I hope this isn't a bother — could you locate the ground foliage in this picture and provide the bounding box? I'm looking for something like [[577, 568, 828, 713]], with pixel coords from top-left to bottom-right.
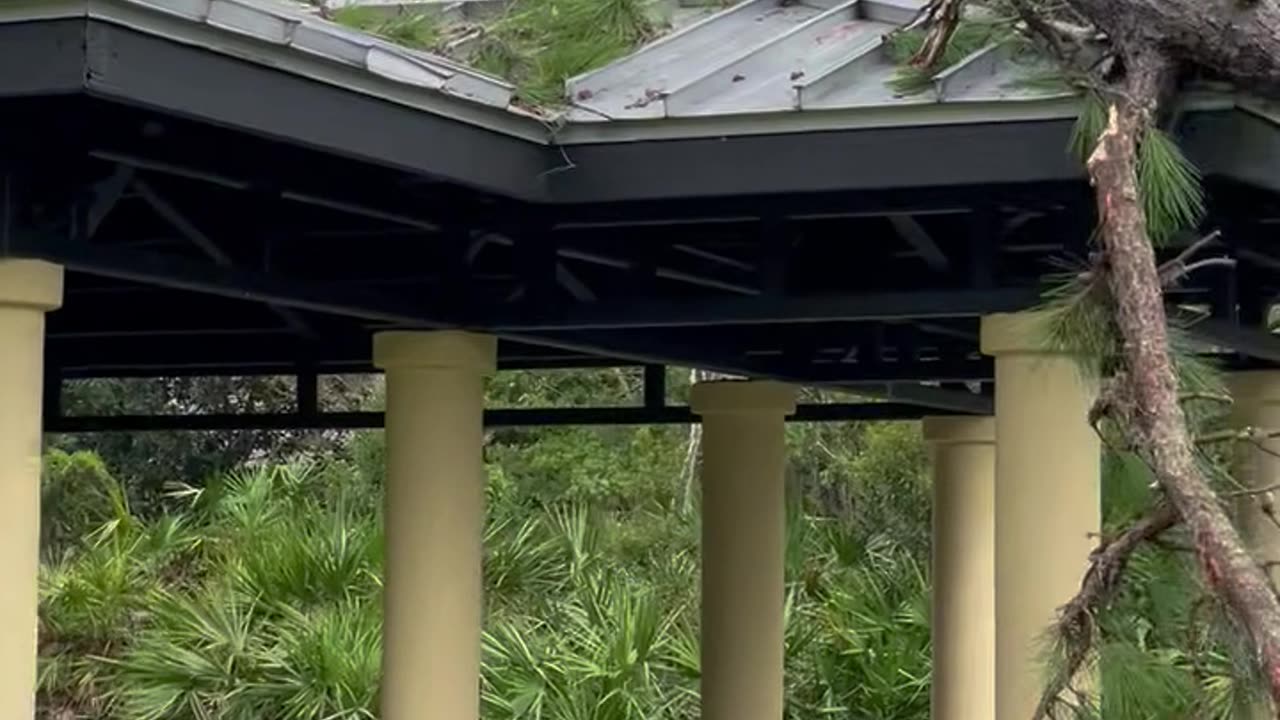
[[38, 367, 1262, 718], [39, 369, 938, 719], [48, 358, 1280, 720]]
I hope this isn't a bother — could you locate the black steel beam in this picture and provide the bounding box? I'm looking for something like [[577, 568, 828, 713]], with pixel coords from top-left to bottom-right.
[[10, 231, 448, 328], [643, 365, 666, 410], [131, 177, 315, 336], [480, 288, 1043, 331], [296, 369, 319, 417], [47, 401, 960, 433], [81, 22, 550, 199], [803, 357, 992, 383], [49, 336, 633, 377], [0, 21, 88, 97], [1187, 317, 1280, 364], [868, 383, 991, 415], [888, 214, 949, 272], [8, 231, 1022, 407]]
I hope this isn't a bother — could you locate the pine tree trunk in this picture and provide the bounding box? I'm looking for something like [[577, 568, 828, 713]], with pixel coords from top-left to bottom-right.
[[1085, 49, 1280, 706], [1066, 0, 1280, 93]]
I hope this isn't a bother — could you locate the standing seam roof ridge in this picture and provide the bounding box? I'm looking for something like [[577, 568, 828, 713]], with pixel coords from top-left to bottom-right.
[[564, 0, 778, 99], [8, 0, 1096, 132], [793, 37, 887, 108], [566, 0, 801, 119], [661, 0, 865, 116], [130, 0, 514, 107]]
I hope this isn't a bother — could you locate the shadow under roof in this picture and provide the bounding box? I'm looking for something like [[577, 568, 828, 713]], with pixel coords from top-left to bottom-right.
[[3, 0, 1280, 426]]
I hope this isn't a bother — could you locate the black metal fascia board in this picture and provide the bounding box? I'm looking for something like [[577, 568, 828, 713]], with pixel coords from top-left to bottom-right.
[[79, 21, 554, 201], [0, 20, 89, 98], [45, 402, 965, 433]]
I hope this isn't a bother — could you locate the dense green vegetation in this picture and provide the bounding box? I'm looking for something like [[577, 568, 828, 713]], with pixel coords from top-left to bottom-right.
[[39, 371, 935, 719], [37, 369, 1257, 718]]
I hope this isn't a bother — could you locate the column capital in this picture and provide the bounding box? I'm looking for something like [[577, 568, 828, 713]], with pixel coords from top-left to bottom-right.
[[923, 416, 995, 446], [691, 380, 796, 417], [0, 260, 63, 312], [1229, 371, 1280, 413], [980, 311, 1058, 357], [373, 331, 497, 373]]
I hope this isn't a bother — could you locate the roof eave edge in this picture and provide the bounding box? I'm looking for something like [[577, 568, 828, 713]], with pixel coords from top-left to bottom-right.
[[67, 0, 554, 143]]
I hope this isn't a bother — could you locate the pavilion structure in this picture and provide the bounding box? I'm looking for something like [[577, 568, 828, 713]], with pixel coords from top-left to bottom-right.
[[5, 0, 1280, 717]]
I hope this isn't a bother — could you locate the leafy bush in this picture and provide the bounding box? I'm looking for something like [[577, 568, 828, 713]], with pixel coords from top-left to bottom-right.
[[38, 410, 945, 719]]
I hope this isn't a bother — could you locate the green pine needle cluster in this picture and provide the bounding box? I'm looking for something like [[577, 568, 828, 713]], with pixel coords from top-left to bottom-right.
[[1068, 93, 1206, 246], [472, 0, 658, 107], [1033, 451, 1266, 720], [330, 0, 660, 108], [1138, 129, 1206, 246], [331, 6, 442, 50], [884, 20, 1008, 95], [1068, 92, 1110, 162]]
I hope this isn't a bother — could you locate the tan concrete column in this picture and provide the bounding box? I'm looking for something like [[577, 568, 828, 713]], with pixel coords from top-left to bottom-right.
[[0, 260, 63, 719], [982, 312, 1100, 720], [1229, 372, 1280, 586], [373, 331, 496, 720], [691, 380, 796, 720], [1228, 373, 1280, 718], [923, 416, 995, 720]]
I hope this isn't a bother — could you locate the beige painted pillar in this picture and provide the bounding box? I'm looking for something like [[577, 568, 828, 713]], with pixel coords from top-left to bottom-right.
[[924, 416, 995, 720], [373, 331, 496, 720], [0, 260, 63, 719], [1229, 372, 1280, 719], [691, 380, 796, 720], [982, 312, 1100, 720], [1229, 372, 1280, 586]]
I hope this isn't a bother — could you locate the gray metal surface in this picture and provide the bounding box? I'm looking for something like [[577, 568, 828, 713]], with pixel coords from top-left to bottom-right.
[[2, 0, 1067, 129], [1, 0, 515, 108], [566, 0, 1064, 120], [2, 0, 1276, 205]]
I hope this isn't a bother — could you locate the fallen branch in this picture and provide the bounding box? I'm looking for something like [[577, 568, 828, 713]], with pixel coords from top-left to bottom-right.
[[1085, 50, 1280, 707], [1227, 483, 1280, 499], [1158, 229, 1223, 274], [1161, 257, 1236, 287], [1179, 391, 1233, 407], [1195, 427, 1280, 447], [910, 0, 967, 68], [1033, 503, 1180, 719], [1008, 0, 1069, 61]]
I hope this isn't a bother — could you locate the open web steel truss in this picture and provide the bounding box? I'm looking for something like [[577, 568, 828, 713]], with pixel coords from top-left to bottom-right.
[[5, 16, 1280, 430]]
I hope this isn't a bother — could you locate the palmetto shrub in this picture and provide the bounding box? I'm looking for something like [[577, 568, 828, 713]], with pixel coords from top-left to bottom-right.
[[38, 420, 948, 720]]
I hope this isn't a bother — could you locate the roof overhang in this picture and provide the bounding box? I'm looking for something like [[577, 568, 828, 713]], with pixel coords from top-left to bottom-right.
[[5, 0, 1280, 422], [4, 2, 1280, 206]]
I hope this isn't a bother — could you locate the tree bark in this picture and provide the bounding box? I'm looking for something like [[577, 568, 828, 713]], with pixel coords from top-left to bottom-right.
[[1085, 49, 1280, 706], [1034, 504, 1179, 720], [1065, 0, 1280, 94], [910, 0, 965, 68]]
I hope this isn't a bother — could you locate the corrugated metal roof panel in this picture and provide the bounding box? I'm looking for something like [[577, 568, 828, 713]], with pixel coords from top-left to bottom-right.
[[567, 0, 1065, 120], [567, 0, 835, 119], [1, 0, 1078, 139], [107, 0, 517, 108]]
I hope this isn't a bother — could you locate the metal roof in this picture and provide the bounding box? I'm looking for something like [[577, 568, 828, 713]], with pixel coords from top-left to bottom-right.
[[565, 0, 1064, 121], [9, 0, 1068, 127], [9, 0, 517, 108]]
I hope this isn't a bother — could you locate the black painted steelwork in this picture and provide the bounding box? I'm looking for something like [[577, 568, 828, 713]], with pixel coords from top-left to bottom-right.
[[46, 403, 960, 433], [4, 18, 1280, 428]]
